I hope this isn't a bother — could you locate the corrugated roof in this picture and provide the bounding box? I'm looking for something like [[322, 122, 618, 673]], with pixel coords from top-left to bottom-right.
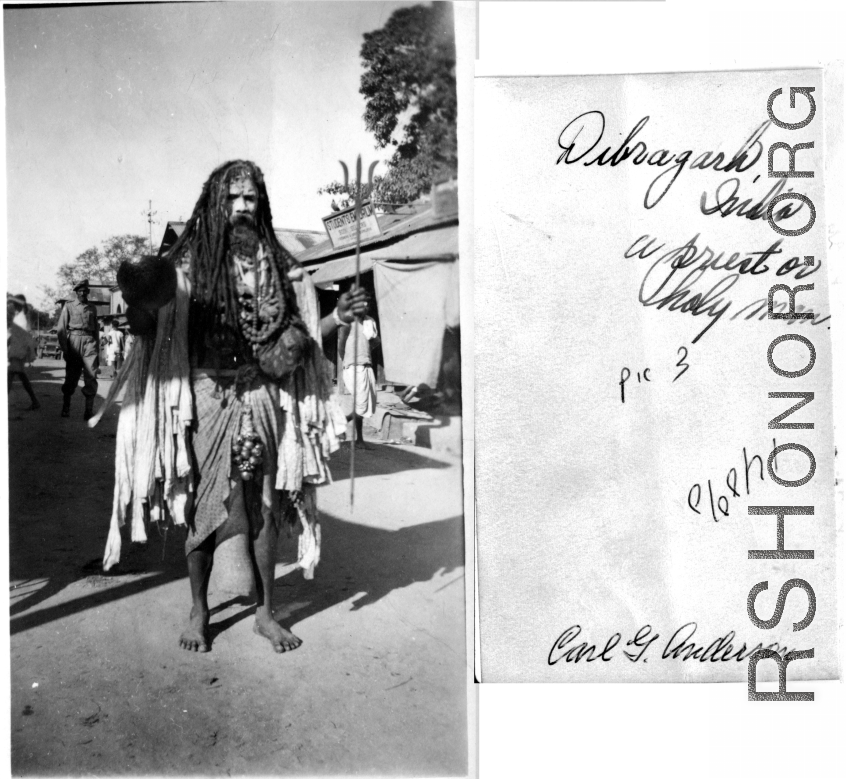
[[275, 228, 326, 255], [308, 224, 458, 286], [368, 224, 458, 260], [159, 222, 185, 254], [297, 205, 458, 265]]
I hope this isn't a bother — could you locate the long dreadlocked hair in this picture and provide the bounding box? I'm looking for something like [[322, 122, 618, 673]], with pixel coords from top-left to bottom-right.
[[163, 159, 303, 349]]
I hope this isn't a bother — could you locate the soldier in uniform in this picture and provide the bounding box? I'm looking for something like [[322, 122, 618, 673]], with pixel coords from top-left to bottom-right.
[[57, 278, 99, 419]]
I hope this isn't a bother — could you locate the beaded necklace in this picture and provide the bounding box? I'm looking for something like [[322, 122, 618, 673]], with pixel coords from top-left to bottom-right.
[[234, 246, 287, 346]]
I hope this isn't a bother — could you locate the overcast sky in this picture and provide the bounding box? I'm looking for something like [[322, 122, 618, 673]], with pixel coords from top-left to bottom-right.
[[3, 1, 409, 307]]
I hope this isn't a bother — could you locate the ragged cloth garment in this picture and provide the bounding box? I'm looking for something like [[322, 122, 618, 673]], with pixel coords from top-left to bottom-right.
[[98, 265, 346, 578]]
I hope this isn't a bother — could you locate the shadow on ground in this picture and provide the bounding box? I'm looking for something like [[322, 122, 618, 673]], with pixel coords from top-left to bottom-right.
[[10, 510, 463, 641], [328, 441, 451, 480], [9, 363, 462, 641], [209, 511, 465, 642]]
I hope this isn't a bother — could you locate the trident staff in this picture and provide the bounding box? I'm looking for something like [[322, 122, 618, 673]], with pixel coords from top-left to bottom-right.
[[339, 156, 379, 513]]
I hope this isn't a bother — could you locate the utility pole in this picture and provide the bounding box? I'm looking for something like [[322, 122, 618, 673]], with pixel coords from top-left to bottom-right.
[[142, 199, 158, 253]]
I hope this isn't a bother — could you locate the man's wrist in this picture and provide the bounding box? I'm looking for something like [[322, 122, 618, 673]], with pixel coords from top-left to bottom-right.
[[333, 307, 350, 327]]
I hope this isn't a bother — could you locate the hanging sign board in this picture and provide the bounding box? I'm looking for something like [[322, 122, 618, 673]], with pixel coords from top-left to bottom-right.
[[322, 201, 382, 249]]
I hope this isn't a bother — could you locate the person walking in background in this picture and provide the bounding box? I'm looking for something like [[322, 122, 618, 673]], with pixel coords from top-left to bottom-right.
[[7, 293, 40, 410], [106, 317, 125, 375], [339, 307, 379, 449], [99, 329, 110, 375], [56, 278, 99, 419], [123, 328, 135, 360]]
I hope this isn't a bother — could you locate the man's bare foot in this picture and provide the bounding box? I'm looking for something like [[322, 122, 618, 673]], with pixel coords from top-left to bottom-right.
[[178, 606, 209, 652], [353, 441, 372, 450], [253, 612, 302, 653]]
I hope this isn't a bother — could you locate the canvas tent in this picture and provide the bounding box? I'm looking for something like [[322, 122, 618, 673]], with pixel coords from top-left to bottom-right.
[[297, 200, 459, 390]]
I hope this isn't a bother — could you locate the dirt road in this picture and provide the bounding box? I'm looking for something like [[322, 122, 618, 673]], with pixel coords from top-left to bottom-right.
[[8, 360, 468, 775]]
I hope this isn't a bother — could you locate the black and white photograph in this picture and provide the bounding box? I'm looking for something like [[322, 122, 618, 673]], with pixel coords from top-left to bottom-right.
[[3, 2, 470, 775], [7, 1, 847, 778]]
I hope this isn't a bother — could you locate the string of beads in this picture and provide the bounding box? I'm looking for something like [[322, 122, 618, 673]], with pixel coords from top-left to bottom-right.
[[235, 251, 290, 346]]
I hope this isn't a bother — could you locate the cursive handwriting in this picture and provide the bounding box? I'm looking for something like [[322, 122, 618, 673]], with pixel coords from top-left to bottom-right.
[[548, 624, 620, 664], [731, 296, 830, 327], [548, 622, 793, 665], [626, 233, 786, 277], [634, 240, 742, 343], [556, 111, 769, 209], [626, 233, 825, 342], [700, 175, 805, 223], [662, 622, 791, 663]]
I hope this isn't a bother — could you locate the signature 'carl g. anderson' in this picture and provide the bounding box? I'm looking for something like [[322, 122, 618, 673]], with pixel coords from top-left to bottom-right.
[[547, 623, 793, 666]]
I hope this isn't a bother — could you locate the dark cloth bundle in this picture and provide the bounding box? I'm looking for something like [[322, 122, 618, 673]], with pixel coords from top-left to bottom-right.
[[254, 318, 311, 379], [118, 255, 178, 310], [118, 255, 178, 336]]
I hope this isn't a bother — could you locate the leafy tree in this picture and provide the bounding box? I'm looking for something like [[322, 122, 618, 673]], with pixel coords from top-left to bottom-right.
[[38, 286, 69, 324], [27, 304, 56, 331], [317, 179, 378, 204], [101, 235, 150, 275], [320, 2, 457, 207], [43, 234, 148, 316], [317, 178, 402, 210], [361, 2, 456, 197]]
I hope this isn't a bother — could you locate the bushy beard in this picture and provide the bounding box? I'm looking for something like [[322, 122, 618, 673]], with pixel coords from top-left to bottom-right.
[[229, 210, 255, 228], [228, 220, 260, 259]]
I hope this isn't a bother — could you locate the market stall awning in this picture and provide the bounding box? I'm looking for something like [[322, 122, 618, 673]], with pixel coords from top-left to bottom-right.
[[373, 258, 460, 386], [309, 256, 376, 287], [307, 225, 459, 287]]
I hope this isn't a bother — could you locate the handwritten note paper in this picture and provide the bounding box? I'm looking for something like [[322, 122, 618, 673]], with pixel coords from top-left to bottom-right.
[[475, 70, 837, 683]]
